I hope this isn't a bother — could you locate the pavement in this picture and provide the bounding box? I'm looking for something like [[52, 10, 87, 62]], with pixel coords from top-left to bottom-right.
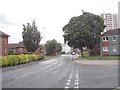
[[74, 59, 118, 65], [1, 54, 118, 88]]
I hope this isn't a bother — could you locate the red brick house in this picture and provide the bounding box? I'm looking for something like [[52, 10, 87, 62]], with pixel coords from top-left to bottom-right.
[[33, 45, 44, 54], [0, 31, 9, 56], [8, 42, 27, 54]]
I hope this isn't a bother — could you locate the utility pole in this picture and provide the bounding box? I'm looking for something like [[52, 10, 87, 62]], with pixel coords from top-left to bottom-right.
[[43, 28, 45, 56]]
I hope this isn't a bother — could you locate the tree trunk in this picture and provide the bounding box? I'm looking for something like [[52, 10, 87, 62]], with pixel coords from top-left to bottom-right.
[[80, 47, 84, 57]]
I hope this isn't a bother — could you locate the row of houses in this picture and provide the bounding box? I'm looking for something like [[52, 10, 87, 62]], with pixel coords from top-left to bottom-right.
[[0, 28, 120, 56], [0, 31, 43, 56]]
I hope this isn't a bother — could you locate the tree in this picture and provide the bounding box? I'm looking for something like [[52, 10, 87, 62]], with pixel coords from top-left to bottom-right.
[[56, 43, 62, 52], [63, 11, 105, 57], [45, 39, 62, 56], [22, 20, 42, 52]]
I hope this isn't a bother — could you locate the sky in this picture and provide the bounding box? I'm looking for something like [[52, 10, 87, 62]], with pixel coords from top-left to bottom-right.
[[0, 0, 119, 44]]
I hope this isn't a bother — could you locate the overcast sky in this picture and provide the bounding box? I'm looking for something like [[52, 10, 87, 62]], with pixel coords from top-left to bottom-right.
[[0, 0, 119, 44]]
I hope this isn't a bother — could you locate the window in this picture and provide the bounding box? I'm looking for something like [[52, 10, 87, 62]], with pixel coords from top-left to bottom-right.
[[102, 37, 108, 41], [103, 47, 109, 51], [19, 48, 22, 52], [113, 37, 116, 41], [5, 48, 7, 52], [4, 40, 7, 44], [113, 46, 116, 51]]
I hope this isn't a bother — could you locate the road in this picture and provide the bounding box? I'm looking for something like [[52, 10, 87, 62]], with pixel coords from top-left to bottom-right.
[[2, 54, 118, 88]]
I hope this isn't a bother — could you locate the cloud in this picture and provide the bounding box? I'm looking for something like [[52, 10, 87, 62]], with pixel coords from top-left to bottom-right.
[[0, 13, 15, 28]]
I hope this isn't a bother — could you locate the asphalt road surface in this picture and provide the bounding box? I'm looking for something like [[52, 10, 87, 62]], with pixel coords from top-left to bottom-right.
[[2, 54, 118, 88]]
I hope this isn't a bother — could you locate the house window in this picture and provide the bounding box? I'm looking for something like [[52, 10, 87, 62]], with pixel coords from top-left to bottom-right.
[[5, 48, 7, 52], [103, 47, 109, 51], [19, 48, 22, 52], [113, 37, 116, 41], [5, 40, 7, 44], [113, 46, 116, 51], [102, 37, 108, 41]]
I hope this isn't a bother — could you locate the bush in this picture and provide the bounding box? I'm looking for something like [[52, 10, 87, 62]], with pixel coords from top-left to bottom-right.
[[1, 54, 44, 67], [2, 56, 9, 66], [8, 50, 17, 55], [19, 54, 27, 64], [0, 57, 2, 67], [25, 54, 30, 63]]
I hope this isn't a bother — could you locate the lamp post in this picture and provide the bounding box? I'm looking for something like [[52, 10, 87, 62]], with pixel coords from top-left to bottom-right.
[[43, 28, 46, 56]]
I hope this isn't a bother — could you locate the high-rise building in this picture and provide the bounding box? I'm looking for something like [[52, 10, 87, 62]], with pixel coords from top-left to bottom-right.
[[118, 1, 120, 28], [100, 13, 118, 33]]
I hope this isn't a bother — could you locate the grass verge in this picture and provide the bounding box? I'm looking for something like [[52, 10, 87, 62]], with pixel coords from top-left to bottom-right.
[[80, 55, 120, 60]]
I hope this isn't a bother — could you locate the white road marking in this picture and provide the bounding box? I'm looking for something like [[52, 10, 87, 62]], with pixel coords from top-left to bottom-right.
[[76, 74, 78, 76], [75, 82, 79, 85], [66, 82, 71, 86], [74, 86, 79, 88], [15, 72, 34, 79], [15, 62, 59, 80], [64, 86, 69, 89], [64, 72, 73, 89], [75, 79, 78, 82], [69, 76, 72, 79], [67, 79, 71, 82], [74, 70, 79, 89], [76, 76, 79, 79]]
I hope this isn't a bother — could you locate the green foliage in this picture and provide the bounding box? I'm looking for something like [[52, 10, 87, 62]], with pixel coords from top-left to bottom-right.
[[0, 57, 2, 67], [81, 56, 119, 60], [1, 54, 44, 67], [45, 39, 62, 56], [22, 20, 42, 52], [19, 54, 28, 64], [63, 11, 105, 57], [8, 50, 17, 55], [2, 56, 9, 66], [8, 55, 19, 66]]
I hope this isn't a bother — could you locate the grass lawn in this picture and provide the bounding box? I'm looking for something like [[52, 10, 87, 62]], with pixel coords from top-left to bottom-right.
[[80, 56, 120, 60]]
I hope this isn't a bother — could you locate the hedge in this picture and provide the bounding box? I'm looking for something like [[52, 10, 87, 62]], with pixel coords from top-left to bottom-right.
[[0, 54, 44, 67]]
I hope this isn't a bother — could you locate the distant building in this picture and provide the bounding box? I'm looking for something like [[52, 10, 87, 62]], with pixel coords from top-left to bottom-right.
[[100, 13, 118, 33], [8, 42, 27, 54], [61, 44, 71, 53], [118, 1, 120, 28], [33, 45, 44, 54], [0, 31, 9, 56], [100, 28, 120, 56]]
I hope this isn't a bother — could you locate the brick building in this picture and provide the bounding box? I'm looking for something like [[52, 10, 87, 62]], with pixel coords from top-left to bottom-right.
[[8, 42, 27, 54], [0, 31, 9, 56]]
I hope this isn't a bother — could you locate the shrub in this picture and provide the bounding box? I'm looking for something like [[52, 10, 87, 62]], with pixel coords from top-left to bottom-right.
[[25, 54, 30, 63], [0, 57, 2, 67], [8, 55, 19, 66], [2, 56, 9, 66], [1, 54, 44, 67], [19, 54, 27, 64], [8, 50, 17, 55]]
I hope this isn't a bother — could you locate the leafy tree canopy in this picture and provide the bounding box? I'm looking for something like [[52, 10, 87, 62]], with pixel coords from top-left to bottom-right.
[[45, 39, 62, 56], [63, 11, 105, 57], [22, 20, 42, 52]]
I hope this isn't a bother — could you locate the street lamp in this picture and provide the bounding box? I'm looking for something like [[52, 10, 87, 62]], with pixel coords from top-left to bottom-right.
[[43, 28, 46, 56]]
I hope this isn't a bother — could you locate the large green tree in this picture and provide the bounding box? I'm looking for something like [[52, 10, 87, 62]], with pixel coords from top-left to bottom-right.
[[63, 11, 105, 57], [45, 39, 62, 56], [22, 20, 42, 52]]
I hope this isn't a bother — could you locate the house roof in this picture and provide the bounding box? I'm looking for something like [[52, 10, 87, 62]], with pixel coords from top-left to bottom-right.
[[101, 28, 120, 36], [0, 31, 10, 37], [8, 42, 26, 49]]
